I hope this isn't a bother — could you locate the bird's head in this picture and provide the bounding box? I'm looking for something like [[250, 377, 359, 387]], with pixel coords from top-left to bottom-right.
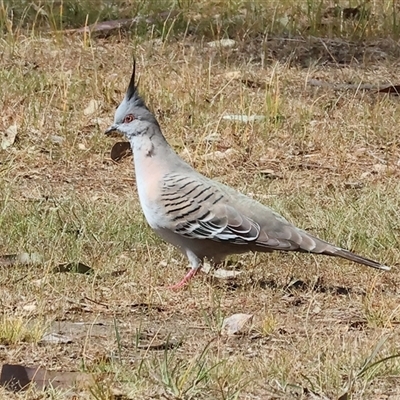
[[105, 60, 159, 140]]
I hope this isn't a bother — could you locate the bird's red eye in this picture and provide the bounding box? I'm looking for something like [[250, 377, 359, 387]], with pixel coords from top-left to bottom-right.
[[124, 114, 135, 123]]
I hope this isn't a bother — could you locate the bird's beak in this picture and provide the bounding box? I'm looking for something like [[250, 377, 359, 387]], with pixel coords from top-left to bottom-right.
[[104, 124, 121, 137]]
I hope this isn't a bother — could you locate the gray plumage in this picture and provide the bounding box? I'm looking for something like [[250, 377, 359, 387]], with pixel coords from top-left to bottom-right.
[[105, 61, 389, 289]]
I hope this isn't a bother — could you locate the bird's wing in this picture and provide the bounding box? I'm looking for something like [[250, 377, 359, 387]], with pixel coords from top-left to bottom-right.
[[159, 172, 306, 249], [175, 202, 261, 243], [160, 172, 261, 243]]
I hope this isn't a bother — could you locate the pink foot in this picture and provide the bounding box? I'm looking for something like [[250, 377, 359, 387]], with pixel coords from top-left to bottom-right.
[[168, 268, 199, 290]]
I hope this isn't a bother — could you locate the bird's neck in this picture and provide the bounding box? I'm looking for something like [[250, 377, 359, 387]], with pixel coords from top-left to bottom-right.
[[130, 129, 173, 161], [130, 130, 179, 221]]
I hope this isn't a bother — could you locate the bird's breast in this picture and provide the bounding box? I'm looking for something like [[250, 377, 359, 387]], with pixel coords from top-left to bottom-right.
[[133, 150, 168, 229]]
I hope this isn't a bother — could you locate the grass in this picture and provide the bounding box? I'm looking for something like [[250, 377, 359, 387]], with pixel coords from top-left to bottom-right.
[[2, 0, 400, 40], [0, 0, 400, 399], [0, 315, 44, 345]]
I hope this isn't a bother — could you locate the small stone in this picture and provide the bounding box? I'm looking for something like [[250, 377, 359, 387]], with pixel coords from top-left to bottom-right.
[[50, 135, 65, 145]]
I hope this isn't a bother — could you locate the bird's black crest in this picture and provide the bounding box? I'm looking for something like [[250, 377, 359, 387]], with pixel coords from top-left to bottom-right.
[[126, 58, 146, 108], [126, 59, 137, 100]]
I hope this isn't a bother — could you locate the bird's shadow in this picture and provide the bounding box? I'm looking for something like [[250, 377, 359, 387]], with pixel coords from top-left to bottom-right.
[[216, 275, 364, 296]]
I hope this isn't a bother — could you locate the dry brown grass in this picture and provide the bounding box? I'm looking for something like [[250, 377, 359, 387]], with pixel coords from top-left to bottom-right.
[[1, 1, 400, 399]]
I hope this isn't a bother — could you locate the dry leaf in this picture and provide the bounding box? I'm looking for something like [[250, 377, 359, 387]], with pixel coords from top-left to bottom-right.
[[324, 5, 367, 20], [223, 71, 241, 79], [1, 125, 18, 150], [344, 181, 363, 189], [203, 133, 220, 143], [40, 333, 73, 344], [338, 391, 349, 400], [241, 79, 267, 89], [65, 11, 179, 35], [53, 262, 92, 274], [136, 339, 181, 351], [130, 303, 165, 312], [376, 85, 400, 95], [207, 39, 236, 48], [201, 262, 243, 279], [49, 135, 65, 145], [222, 313, 253, 335], [0, 364, 93, 392], [259, 169, 281, 179], [203, 148, 238, 161], [110, 142, 132, 162], [277, 14, 290, 26], [22, 304, 37, 312], [0, 253, 43, 268], [110, 269, 127, 277], [373, 163, 387, 174], [211, 269, 243, 279], [31, 3, 48, 17], [73, 18, 139, 34], [222, 114, 265, 123], [342, 6, 364, 19], [360, 171, 371, 179], [83, 99, 100, 116]]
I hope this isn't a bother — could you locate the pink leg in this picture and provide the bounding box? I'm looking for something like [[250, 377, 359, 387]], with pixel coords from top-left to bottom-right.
[[168, 268, 199, 290]]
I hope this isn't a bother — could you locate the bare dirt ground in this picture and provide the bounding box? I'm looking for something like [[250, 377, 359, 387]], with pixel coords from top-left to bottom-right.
[[1, 18, 400, 400]]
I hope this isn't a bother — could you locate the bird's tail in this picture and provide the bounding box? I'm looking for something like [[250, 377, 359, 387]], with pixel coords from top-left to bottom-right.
[[296, 230, 390, 271], [328, 247, 390, 271], [255, 223, 390, 271], [303, 230, 390, 271]]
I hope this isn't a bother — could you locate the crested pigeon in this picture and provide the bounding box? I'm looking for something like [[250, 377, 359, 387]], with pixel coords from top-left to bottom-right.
[[105, 61, 389, 289]]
